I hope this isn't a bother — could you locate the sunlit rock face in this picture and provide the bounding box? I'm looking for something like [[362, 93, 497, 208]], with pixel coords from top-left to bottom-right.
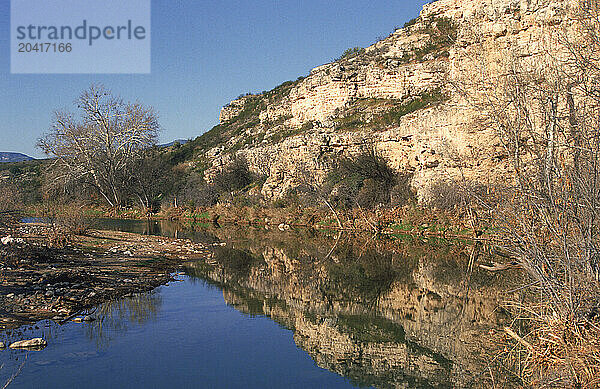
[[186, 227, 516, 387], [206, 0, 577, 202]]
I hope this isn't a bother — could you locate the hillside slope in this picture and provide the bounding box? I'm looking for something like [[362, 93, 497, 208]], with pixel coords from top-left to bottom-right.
[[0, 152, 34, 163], [182, 0, 574, 201]]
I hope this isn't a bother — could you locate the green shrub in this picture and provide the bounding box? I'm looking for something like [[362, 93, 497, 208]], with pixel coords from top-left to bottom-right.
[[336, 47, 365, 61], [325, 148, 413, 209], [403, 16, 420, 29], [212, 157, 254, 194], [413, 17, 458, 62], [270, 124, 307, 143], [394, 16, 458, 64], [0, 160, 43, 205]]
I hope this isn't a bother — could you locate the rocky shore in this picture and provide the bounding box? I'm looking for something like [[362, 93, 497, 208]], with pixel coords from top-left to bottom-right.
[[0, 224, 211, 330]]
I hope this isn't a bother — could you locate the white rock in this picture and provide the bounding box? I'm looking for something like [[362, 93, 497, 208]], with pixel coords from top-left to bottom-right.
[[9, 338, 47, 349], [1, 235, 14, 245], [0, 342, 5, 348]]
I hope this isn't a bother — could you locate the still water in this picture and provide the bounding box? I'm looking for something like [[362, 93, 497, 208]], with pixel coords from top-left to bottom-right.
[[2, 219, 513, 388]]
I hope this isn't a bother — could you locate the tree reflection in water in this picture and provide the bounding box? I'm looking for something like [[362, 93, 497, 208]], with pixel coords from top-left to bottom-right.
[[84, 292, 162, 348]]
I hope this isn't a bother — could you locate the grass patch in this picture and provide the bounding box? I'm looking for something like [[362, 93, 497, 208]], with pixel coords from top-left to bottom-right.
[[392, 16, 458, 64], [377, 89, 447, 124], [270, 125, 306, 143], [334, 90, 448, 132]]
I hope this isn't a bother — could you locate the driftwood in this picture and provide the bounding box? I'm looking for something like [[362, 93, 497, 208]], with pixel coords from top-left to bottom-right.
[[479, 261, 522, 272], [504, 326, 534, 351]]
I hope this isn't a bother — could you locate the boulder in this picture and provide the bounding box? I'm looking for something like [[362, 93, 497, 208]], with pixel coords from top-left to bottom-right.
[[9, 338, 47, 349]]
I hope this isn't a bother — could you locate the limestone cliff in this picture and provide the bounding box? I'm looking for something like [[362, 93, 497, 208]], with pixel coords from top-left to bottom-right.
[[191, 0, 576, 201]]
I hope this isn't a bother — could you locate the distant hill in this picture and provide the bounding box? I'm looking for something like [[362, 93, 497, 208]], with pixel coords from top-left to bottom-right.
[[0, 152, 34, 163], [158, 139, 189, 148]]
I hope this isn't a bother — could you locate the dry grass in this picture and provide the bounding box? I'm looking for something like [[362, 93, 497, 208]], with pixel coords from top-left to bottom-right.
[[493, 302, 600, 388], [33, 202, 94, 247]]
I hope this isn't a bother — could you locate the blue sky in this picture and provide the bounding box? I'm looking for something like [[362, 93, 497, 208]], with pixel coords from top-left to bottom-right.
[[0, 0, 428, 158]]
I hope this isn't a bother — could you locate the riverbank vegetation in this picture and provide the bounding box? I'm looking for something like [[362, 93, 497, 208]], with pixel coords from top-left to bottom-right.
[[454, 3, 600, 386]]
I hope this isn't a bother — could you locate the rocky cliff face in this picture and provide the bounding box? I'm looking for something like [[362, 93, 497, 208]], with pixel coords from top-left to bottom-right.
[[198, 0, 576, 201]]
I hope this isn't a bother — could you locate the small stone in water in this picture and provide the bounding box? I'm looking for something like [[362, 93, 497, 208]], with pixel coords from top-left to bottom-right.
[[9, 338, 47, 349]]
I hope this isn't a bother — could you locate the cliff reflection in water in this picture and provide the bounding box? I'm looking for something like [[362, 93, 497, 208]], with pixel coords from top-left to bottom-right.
[[185, 227, 513, 388]]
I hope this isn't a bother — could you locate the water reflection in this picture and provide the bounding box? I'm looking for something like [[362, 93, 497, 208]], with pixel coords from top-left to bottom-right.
[[20, 218, 513, 387], [84, 292, 162, 349], [0, 292, 161, 373], [90, 218, 179, 237], [183, 226, 512, 388]]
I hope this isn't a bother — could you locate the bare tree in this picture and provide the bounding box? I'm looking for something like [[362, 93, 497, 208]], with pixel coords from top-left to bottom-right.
[[128, 147, 184, 213], [474, 4, 600, 316], [458, 1, 600, 385], [38, 85, 160, 208]]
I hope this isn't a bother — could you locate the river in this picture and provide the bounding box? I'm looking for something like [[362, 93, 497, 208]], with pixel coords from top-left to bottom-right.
[[1, 219, 514, 388]]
